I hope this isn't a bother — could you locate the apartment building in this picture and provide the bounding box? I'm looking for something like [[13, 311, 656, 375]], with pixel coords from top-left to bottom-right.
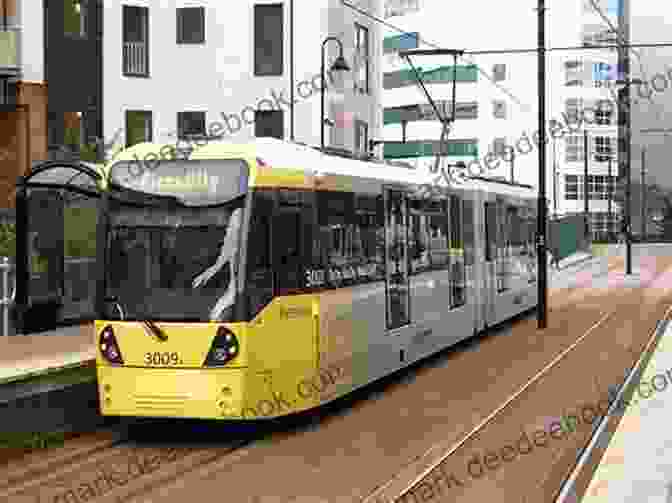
[[550, 0, 622, 240], [381, 0, 623, 239], [0, 0, 102, 207], [104, 0, 382, 157], [380, 0, 539, 184]]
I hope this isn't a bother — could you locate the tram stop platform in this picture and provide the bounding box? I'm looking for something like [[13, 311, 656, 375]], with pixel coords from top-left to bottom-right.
[[558, 317, 672, 503], [0, 250, 595, 389], [0, 324, 94, 386]]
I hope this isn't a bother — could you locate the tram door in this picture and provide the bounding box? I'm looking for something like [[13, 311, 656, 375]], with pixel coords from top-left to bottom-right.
[[384, 189, 410, 331], [483, 201, 498, 325]]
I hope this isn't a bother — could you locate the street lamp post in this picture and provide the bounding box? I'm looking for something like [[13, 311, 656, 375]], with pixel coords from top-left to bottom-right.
[[321, 37, 351, 151]]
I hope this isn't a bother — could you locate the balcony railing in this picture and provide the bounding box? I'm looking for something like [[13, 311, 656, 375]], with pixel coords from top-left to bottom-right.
[[0, 30, 17, 69], [123, 41, 148, 76]]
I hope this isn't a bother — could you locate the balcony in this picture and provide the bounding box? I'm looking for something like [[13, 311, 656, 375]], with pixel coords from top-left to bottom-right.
[[0, 30, 17, 71], [123, 41, 148, 77], [384, 65, 478, 90], [384, 140, 479, 159]]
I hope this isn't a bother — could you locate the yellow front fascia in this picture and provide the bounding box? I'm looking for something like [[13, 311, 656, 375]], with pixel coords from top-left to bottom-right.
[[94, 321, 248, 368], [97, 365, 248, 419]]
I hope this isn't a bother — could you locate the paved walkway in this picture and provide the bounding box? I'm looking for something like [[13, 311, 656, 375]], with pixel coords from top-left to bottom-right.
[[578, 318, 672, 503], [0, 324, 93, 385], [0, 250, 598, 388]]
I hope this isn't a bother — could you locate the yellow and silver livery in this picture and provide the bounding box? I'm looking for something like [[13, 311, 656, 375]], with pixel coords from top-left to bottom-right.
[[95, 138, 538, 419]]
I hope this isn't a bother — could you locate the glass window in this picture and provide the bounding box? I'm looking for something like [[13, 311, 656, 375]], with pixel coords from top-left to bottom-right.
[[593, 136, 614, 162], [565, 60, 584, 86], [254, 4, 283, 76], [493, 64, 506, 81], [463, 198, 475, 266], [255, 110, 284, 139], [595, 99, 615, 125], [493, 101, 507, 119], [354, 120, 369, 156], [65, 0, 86, 37], [125, 110, 152, 147], [408, 199, 449, 275], [354, 23, 370, 94], [177, 111, 206, 140], [312, 191, 384, 289], [565, 135, 584, 162], [122, 6, 149, 76], [565, 175, 578, 200], [246, 190, 273, 317], [450, 196, 465, 307], [177, 7, 205, 44]]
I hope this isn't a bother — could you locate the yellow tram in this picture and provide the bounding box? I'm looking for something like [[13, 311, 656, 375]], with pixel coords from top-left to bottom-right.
[[95, 138, 538, 420]]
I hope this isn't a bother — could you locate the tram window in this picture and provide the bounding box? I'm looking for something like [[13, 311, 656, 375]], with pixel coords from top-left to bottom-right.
[[485, 202, 496, 261], [449, 195, 466, 308], [491, 201, 514, 293], [274, 210, 303, 294], [245, 191, 273, 315], [408, 200, 449, 275], [463, 199, 475, 266], [312, 191, 384, 288]]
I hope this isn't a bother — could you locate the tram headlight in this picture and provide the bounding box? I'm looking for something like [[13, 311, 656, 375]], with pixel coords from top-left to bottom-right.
[[99, 325, 124, 364], [203, 326, 239, 366]]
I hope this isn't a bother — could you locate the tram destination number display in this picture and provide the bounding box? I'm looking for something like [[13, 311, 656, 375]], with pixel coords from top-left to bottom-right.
[[305, 263, 379, 288]]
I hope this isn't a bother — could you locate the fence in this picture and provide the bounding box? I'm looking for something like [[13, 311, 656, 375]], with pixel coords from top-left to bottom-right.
[[548, 213, 592, 263]]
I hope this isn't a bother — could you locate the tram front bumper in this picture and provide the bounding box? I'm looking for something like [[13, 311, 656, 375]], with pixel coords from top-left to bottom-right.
[[97, 365, 247, 419]]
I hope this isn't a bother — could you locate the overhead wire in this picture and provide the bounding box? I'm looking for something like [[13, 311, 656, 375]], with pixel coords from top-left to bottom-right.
[[340, 0, 533, 112], [586, 0, 670, 145]]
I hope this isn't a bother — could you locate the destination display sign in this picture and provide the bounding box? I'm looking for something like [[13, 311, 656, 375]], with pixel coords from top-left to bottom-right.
[[109, 159, 248, 205]]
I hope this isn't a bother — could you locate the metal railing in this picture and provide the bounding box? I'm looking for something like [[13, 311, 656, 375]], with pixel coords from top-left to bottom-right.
[[0, 256, 15, 336], [123, 41, 148, 76], [0, 257, 97, 336]]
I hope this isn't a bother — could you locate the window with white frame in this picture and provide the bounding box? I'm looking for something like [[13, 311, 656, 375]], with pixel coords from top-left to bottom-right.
[[565, 98, 581, 122], [177, 7, 205, 44], [565, 135, 584, 162], [595, 99, 615, 125], [354, 23, 370, 94], [492, 137, 507, 158], [583, 25, 619, 48], [493, 64, 506, 81], [385, 0, 421, 18], [593, 136, 614, 162], [565, 60, 583, 86], [493, 100, 506, 119], [565, 175, 579, 200]]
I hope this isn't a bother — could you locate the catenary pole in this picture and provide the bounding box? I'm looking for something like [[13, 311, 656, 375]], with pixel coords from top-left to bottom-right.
[[537, 0, 548, 329]]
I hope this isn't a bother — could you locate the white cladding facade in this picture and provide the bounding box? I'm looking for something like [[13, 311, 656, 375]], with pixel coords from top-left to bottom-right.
[[103, 0, 383, 156], [382, 0, 623, 237], [549, 0, 622, 236], [381, 1, 538, 187]]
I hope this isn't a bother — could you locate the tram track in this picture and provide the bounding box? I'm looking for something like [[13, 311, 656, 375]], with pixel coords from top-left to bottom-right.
[[0, 421, 261, 503], [362, 258, 671, 502], [0, 257, 654, 503]]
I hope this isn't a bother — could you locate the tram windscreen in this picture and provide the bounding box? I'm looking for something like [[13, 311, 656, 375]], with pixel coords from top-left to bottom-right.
[[105, 200, 244, 322]]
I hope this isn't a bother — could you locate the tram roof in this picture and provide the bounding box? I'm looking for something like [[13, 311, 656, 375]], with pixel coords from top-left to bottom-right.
[[109, 138, 537, 200]]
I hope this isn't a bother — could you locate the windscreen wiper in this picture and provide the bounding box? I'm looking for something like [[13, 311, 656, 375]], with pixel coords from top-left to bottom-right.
[[142, 319, 168, 342]]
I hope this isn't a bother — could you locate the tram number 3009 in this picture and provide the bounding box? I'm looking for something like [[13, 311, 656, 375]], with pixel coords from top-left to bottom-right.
[[144, 352, 182, 366]]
